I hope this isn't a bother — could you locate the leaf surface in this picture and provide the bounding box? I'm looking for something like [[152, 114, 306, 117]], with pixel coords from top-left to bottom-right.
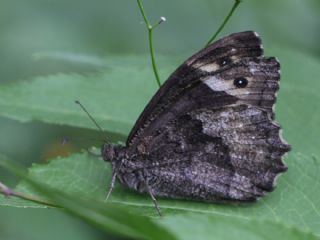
[[1, 152, 319, 239]]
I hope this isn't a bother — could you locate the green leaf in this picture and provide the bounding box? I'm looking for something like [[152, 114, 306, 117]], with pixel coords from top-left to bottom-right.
[[273, 48, 320, 156], [1, 153, 319, 239], [1, 152, 320, 239], [0, 55, 178, 136], [0, 154, 176, 240], [159, 214, 319, 240]]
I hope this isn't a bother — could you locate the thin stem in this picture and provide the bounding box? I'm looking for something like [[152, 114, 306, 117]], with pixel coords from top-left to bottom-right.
[[137, 0, 162, 88], [0, 181, 58, 207], [148, 29, 161, 87], [137, 0, 151, 28], [205, 0, 242, 47]]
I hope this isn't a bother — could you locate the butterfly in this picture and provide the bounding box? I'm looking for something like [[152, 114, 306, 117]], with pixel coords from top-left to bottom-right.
[[101, 31, 290, 215]]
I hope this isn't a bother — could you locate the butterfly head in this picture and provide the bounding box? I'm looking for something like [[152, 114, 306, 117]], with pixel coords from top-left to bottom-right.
[[101, 143, 125, 163]]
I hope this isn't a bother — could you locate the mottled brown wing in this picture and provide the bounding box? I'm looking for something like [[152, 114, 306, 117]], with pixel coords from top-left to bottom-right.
[[135, 104, 290, 201], [123, 31, 290, 201], [127, 31, 264, 147]]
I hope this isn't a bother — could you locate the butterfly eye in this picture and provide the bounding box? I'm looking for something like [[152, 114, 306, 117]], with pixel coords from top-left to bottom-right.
[[233, 77, 248, 88], [218, 57, 232, 67]]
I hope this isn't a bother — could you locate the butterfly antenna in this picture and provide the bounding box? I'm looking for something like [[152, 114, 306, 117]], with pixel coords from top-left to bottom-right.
[[75, 100, 108, 142]]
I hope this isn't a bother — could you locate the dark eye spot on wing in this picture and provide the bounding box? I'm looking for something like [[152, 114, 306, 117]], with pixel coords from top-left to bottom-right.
[[233, 77, 248, 88], [217, 57, 232, 67]]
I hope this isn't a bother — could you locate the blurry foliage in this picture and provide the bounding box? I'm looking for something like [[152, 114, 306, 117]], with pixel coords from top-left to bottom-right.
[[0, 0, 319, 239], [1, 0, 319, 82]]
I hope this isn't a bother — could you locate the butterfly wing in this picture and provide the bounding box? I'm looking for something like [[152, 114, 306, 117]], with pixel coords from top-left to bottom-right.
[[131, 104, 289, 201], [127, 31, 265, 147], [124, 31, 290, 201]]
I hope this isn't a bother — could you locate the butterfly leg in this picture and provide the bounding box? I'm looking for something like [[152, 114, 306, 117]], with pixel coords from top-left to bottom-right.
[[136, 169, 162, 216], [139, 169, 162, 217], [105, 171, 117, 201], [145, 184, 162, 217]]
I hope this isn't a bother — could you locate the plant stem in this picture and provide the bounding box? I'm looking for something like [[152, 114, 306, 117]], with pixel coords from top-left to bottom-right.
[[205, 0, 242, 47], [137, 0, 162, 88], [0, 181, 58, 207]]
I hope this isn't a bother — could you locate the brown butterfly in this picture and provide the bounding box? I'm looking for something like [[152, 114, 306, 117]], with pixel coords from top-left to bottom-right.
[[101, 31, 290, 215]]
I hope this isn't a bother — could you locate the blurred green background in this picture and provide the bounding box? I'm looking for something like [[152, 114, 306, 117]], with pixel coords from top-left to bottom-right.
[[0, 0, 319, 239]]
